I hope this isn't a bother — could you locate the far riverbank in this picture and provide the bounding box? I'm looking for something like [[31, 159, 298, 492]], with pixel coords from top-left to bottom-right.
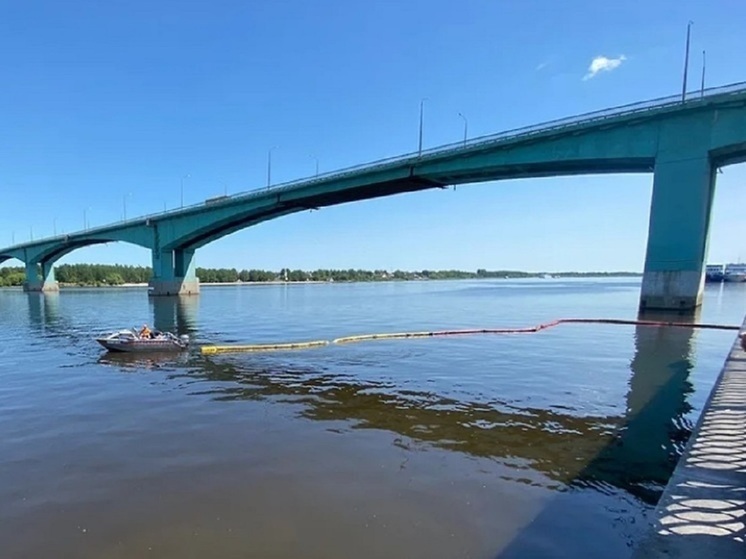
[[0, 263, 642, 289], [3, 275, 644, 290]]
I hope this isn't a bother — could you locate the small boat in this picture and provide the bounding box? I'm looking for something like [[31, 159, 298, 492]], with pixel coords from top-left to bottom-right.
[[96, 329, 190, 353]]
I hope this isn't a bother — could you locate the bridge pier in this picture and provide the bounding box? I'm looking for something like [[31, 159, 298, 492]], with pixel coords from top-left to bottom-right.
[[148, 248, 200, 296], [22, 261, 59, 293], [639, 153, 715, 312]]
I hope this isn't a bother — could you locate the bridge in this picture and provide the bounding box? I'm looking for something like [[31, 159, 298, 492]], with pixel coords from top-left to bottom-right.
[[2, 82, 746, 310]]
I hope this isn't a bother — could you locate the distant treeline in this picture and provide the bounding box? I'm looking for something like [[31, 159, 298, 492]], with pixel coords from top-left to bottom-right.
[[0, 264, 151, 287], [0, 267, 25, 287], [0, 264, 641, 287]]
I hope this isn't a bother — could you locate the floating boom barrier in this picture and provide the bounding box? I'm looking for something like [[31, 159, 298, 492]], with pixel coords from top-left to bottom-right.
[[201, 340, 329, 355], [199, 317, 742, 355]]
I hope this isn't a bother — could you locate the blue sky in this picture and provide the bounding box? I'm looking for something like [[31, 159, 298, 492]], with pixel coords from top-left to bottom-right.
[[1, 0, 745, 272]]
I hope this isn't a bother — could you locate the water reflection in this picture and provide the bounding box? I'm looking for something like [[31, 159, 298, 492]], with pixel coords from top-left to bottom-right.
[[573, 310, 698, 503], [171, 357, 611, 489], [24, 289, 702, 500], [25, 292, 198, 336], [171, 312, 699, 505], [491, 310, 701, 558], [149, 296, 199, 335], [25, 292, 61, 330], [97, 350, 191, 370]]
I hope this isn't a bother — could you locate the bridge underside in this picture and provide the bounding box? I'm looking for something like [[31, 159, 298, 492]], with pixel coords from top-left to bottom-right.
[[435, 157, 654, 184], [146, 176, 448, 295]]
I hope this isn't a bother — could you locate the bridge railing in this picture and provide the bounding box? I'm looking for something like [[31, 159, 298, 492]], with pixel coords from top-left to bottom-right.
[[4, 81, 746, 251]]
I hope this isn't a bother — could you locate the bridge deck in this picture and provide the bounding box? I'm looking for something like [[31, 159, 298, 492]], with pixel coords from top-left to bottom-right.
[[632, 319, 746, 557]]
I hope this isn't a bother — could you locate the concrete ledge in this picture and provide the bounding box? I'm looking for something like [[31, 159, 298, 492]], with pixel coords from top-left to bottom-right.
[[148, 279, 200, 297], [631, 322, 746, 557], [639, 271, 703, 311], [23, 281, 60, 293]]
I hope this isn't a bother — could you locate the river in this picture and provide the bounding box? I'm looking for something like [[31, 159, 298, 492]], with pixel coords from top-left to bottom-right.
[[0, 278, 743, 559]]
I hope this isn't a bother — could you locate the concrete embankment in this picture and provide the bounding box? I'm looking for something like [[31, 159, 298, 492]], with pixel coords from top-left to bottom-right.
[[632, 322, 746, 557]]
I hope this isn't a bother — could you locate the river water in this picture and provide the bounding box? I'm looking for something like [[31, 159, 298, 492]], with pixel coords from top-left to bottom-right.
[[0, 278, 743, 559]]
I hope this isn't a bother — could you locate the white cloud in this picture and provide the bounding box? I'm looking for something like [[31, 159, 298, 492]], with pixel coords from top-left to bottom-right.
[[583, 55, 626, 81]]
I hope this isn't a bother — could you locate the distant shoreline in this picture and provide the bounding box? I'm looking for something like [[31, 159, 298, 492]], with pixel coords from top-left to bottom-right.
[[0, 265, 645, 290], [50, 275, 642, 289]]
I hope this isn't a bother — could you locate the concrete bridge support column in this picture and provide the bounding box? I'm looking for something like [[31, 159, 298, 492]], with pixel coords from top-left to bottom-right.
[[174, 249, 197, 281], [173, 248, 200, 295], [639, 154, 715, 312], [23, 261, 60, 293], [148, 249, 200, 296]]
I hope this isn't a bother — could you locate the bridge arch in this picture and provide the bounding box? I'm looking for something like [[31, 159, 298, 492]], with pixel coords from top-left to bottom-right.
[[31, 239, 112, 266], [168, 207, 302, 251], [2, 228, 155, 292]]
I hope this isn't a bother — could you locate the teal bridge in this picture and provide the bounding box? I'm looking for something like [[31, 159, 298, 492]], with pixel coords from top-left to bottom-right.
[[3, 82, 746, 310]]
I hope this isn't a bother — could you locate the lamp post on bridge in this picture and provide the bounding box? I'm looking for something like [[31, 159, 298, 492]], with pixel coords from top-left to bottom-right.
[[180, 174, 190, 209], [29, 226, 33, 241], [309, 155, 319, 177], [267, 146, 278, 188], [681, 20, 693, 102], [458, 112, 468, 147], [418, 98, 428, 156], [84, 208, 90, 231], [53, 218, 57, 236]]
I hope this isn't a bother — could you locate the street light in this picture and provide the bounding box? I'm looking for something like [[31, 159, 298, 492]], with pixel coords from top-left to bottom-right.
[[681, 20, 693, 102], [180, 174, 190, 208], [418, 98, 428, 156], [220, 180, 229, 197], [83, 208, 90, 231], [309, 155, 319, 177], [267, 146, 278, 188], [30, 226, 33, 241], [53, 218, 57, 236], [458, 112, 468, 147]]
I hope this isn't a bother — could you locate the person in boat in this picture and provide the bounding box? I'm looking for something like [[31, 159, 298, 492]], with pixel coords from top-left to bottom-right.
[[139, 324, 152, 339]]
